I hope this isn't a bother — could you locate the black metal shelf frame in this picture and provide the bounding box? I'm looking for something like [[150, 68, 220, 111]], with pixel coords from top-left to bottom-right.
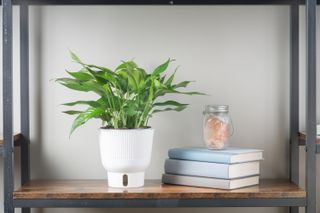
[[299, 140, 320, 153], [1, 0, 317, 213], [2, 0, 320, 4], [12, 198, 307, 208]]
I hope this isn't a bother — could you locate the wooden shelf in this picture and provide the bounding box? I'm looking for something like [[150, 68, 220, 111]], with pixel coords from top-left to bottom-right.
[[14, 179, 305, 200]]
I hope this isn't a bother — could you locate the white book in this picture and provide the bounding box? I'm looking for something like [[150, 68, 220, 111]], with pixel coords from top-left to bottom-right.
[[165, 159, 260, 179], [162, 174, 259, 190]]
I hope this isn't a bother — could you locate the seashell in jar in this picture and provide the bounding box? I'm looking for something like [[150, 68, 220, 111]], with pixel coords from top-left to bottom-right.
[[204, 117, 229, 149]]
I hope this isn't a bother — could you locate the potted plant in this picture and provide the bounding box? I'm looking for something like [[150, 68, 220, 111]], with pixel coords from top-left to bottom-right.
[[56, 51, 204, 188]]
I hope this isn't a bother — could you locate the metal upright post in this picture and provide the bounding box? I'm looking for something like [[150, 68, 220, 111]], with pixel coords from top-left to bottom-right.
[[289, 0, 299, 213], [3, 0, 14, 212], [305, 0, 317, 212], [20, 2, 30, 213]]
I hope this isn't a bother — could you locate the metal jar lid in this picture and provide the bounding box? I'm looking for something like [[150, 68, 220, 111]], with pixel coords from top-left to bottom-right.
[[204, 105, 229, 114]]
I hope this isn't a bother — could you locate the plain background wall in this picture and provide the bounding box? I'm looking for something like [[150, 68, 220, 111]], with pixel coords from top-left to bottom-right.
[[0, 5, 319, 213]]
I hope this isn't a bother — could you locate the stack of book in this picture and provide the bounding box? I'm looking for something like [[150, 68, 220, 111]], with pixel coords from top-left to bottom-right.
[[162, 147, 263, 190]]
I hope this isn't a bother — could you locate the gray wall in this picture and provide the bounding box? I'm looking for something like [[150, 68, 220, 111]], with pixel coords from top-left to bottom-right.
[[0, 5, 319, 213]]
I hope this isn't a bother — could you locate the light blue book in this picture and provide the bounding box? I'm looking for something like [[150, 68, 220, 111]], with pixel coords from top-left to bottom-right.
[[168, 147, 263, 164], [164, 159, 260, 179]]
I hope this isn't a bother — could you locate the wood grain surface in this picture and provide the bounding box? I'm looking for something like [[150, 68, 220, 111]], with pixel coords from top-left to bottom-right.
[[14, 179, 306, 200]]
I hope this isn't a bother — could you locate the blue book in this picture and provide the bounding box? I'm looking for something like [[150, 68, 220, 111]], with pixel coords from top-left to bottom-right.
[[164, 159, 260, 179], [168, 147, 263, 164]]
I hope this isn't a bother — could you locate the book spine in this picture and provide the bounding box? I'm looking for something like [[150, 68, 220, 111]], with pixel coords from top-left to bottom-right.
[[164, 159, 230, 179]]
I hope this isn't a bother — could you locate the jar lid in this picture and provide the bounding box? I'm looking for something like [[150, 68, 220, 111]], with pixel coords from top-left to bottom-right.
[[204, 105, 229, 113]]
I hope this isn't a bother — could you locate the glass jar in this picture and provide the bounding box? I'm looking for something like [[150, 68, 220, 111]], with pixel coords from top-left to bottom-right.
[[203, 105, 233, 149]]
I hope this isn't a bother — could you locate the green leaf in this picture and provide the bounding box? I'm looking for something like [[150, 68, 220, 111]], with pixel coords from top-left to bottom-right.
[[70, 107, 104, 136], [163, 88, 207, 96], [56, 78, 90, 91], [87, 66, 122, 87], [116, 61, 138, 71], [87, 70, 109, 84], [123, 104, 138, 116], [148, 82, 154, 102], [165, 67, 178, 86], [63, 110, 83, 115], [66, 69, 93, 81], [152, 59, 172, 76], [132, 69, 146, 89], [153, 100, 188, 107], [62, 100, 101, 108], [56, 78, 105, 96], [173, 81, 193, 89], [179, 91, 207, 95], [152, 105, 187, 114], [125, 61, 138, 70], [85, 66, 118, 82], [69, 50, 84, 64], [160, 75, 166, 83], [96, 98, 109, 107], [85, 64, 107, 71], [137, 68, 147, 77], [154, 79, 162, 89], [117, 69, 139, 91]]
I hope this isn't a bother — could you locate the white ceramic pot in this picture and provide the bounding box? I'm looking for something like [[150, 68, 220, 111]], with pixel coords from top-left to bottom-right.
[[99, 128, 154, 188]]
